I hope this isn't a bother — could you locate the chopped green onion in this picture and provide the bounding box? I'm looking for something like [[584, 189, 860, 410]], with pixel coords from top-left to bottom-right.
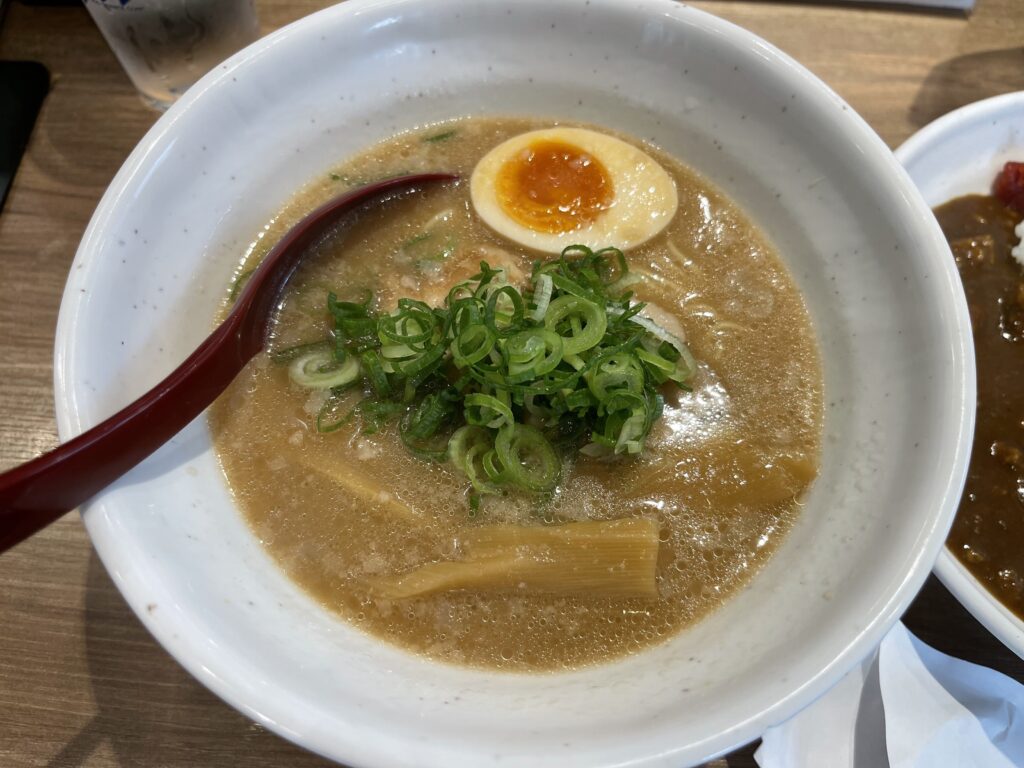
[[544, 295, 607, 355], [449, 424, 490, 468], [353, 399, 406, 434], [530, 273, 553, 321], [423, 129, 457, 143], [402, 232, 432, 249], [451, 323, 497, 368], [399, 391, 456, 461], [464, 392, 515, 429], [295, 243, 698, 511], [611, 305, 687, 350], [317, 392, 355, 433], [485, 284, 525, 336], [228, 268, 255, 302], [270, 339, 331, 365], [400, 427, 451, 461], [503, 328, 563, 383], [449, 425, 500, 495], [360, 350, 391, 397], [587, 351, 645, 400], [403, 227, 458, 269], [492, 424, 561, 492], [289, 349, 360, 389], [379, 299, 438, 348]]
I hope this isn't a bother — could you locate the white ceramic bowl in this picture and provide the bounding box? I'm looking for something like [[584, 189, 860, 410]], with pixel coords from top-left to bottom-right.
[[897, 91, 1024, 660], [54, 1, 974, 765]]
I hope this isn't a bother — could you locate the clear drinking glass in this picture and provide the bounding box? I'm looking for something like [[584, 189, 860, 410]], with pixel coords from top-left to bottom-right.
[[83, 0, 260, 110]]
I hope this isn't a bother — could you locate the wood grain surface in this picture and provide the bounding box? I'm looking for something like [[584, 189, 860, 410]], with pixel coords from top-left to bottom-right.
[[0, 1, 1022, 766]]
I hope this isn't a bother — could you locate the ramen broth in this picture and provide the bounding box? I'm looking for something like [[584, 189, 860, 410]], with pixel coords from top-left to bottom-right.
[[210, 118, 823, 671]]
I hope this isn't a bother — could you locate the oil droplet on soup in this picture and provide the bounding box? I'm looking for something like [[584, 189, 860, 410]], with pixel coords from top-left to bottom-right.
[[209, 117, 823, 671]]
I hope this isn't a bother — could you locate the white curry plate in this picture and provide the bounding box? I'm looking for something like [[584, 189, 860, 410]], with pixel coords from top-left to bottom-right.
[[898, 90, 1024, 660]]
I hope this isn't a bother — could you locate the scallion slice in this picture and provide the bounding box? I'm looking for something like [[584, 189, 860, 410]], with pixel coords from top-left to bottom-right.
[[504, 328, 563, 383], [289, 349, 360, 390], [493, 423, 561, 493], [544, 295, 607, 355], [530, 273, 553, 322], [464, 393, 515, 429]]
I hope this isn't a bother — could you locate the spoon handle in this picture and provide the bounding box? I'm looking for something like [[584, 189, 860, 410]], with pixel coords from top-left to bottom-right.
[[0, 314, 252, 553], [0, 173, 456, 554]]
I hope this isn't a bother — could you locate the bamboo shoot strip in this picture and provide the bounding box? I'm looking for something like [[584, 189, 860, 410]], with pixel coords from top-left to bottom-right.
[[370, 517, 660, 599], [296, 453, 420, 521], [629, 447, 816, 507], [702, 452, 817, 507]]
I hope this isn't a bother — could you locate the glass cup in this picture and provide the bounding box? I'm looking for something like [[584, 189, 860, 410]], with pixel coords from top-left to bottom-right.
[[84, 0, 260, 110]]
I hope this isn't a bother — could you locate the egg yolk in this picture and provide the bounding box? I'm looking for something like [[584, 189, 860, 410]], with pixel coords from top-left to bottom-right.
[[494, 140, 614, 234]]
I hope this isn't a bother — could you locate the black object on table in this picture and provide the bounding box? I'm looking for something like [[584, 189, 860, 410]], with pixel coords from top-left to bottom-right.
[[0, 61, 48, 215]]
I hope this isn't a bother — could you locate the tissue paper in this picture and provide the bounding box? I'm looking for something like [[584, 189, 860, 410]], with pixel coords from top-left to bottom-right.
[[755, 623, 1024, 767]]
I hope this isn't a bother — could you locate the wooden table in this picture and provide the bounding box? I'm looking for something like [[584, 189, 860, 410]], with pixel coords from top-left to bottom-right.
[[1, 1, 1022, 765]]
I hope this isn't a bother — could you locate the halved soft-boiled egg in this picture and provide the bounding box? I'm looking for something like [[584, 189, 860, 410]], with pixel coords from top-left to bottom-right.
[[470, 127, 678, 254]]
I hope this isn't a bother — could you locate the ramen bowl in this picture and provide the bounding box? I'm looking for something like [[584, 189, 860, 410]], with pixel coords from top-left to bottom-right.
[[54, 1, 974, 765]]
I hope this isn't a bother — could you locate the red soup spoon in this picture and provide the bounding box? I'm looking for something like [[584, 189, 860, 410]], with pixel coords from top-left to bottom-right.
[[0, 173, 457, 554]]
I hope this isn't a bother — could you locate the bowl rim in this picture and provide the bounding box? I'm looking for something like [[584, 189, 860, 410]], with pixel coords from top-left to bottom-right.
[[53, 0, 977, 765], [896, 89, 1024, 662]]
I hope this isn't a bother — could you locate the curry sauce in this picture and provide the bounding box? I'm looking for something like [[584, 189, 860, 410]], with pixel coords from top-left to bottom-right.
[[936, 194, 1024, 616]]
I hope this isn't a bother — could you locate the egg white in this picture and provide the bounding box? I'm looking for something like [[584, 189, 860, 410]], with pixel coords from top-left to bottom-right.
[[470, 127, 678, 254]]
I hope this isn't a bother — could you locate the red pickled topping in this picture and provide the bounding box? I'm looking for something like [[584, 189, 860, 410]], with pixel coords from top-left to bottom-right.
[[993, 161, 1024, 214]]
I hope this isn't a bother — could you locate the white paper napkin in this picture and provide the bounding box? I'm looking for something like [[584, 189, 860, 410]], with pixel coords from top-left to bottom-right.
[[755, 623, 1024, 768]]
